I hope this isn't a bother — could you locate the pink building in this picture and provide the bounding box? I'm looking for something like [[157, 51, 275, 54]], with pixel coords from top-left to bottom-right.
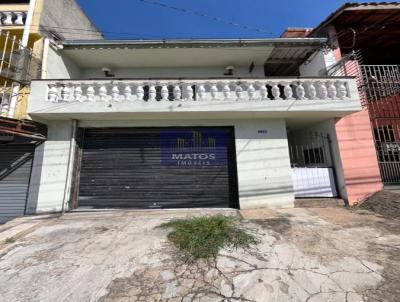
[[309, 2, 400, 203]]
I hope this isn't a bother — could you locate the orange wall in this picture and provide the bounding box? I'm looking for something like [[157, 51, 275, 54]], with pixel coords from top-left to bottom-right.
[[335, 109, 383, 205]]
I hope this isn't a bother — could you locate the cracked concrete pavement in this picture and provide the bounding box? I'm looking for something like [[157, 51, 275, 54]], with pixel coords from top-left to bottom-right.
[[0, 207, 399, 302]]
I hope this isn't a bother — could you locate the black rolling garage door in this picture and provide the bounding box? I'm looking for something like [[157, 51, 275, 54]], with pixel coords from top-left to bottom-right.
[[77, 127, 238, 208]]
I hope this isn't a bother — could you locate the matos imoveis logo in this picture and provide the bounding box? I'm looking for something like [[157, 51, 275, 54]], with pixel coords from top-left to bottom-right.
[[162, 130, 227, 166]]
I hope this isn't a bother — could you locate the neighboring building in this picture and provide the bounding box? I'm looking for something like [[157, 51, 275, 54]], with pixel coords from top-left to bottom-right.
[[310, 2, 400, 189], [24, 37, 364, 213], [0, 0, 102, 223]]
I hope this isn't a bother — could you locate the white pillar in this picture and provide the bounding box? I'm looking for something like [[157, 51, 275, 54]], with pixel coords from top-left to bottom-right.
[[7, 84, 20, 118]]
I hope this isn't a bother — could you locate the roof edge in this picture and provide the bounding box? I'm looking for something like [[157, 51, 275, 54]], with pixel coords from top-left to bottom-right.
[[61, 37, 327, 48], [310, 2, 400, 36]]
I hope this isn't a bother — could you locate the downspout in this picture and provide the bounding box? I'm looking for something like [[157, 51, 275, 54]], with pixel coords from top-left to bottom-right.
[[61, 119, 78, 214], [8, 0, 37, 118]]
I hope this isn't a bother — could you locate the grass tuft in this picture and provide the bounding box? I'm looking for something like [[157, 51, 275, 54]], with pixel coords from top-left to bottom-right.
[[160, 215, 259, 261], [4, 237, 16, 244]]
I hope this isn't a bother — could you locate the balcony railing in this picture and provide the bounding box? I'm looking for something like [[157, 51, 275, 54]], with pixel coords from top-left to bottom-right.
[[360, 65, 400, 103], [0, 11, 26, 26], [47, 78, 354, 103], [28, 77, 360, 117]]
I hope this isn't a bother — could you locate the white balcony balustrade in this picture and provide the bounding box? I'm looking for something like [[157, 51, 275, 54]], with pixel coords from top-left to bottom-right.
[[0, 12, 26, 26], [28, 77, 361, 118], [46, 79, 352, 103]]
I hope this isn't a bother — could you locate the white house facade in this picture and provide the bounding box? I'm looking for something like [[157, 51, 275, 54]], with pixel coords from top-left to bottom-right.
[[25, 38, 363, 213]]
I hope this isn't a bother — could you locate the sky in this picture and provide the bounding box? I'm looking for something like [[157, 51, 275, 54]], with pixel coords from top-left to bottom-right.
[[76, 0, 368, 40]]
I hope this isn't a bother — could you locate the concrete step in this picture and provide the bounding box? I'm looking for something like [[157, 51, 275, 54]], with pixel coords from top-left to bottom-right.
[[384, 185, 400, 194], [294, 198, 345, 208]]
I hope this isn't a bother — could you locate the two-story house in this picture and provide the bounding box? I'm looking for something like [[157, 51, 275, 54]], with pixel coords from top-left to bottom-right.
[[23, 36, 371, 214]]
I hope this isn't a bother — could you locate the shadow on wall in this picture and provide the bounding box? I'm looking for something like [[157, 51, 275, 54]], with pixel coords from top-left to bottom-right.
[[25, 143, 44, 215], [239, 186, 295, 198]]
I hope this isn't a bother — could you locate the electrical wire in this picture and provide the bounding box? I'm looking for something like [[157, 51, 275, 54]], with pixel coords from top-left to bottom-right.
[[24, 24, 166, 39], [23, 23, 276, 42], [136, 0, 279, 36], [14, 25, 294, 54]]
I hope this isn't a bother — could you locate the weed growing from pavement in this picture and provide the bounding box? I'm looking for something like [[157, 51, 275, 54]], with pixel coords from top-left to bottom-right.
[[160, 215, 259, 262], [4, 237, 16, 244]]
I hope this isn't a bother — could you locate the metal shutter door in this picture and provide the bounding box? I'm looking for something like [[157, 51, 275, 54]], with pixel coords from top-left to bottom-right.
[[78, 127, 238, 209], [0, 145, 34, 223]]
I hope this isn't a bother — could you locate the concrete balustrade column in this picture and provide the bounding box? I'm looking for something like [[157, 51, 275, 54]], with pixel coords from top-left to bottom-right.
[[173, 85, 181, 101], [14, 12, 25, 25], [124, 85, 132, 101], [3, 12, 13, 25], [161, 85, 169, 101], [86, 85, 95, 101]]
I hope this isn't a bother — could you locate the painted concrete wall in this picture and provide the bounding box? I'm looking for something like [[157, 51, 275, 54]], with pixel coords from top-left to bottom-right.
[[28, 118, 294, 212], [80, 66, 265, 79], [45, 45, 81, 79], [299, 44, 383, 204], [38, 0, 102, 40], [231, 119, 294, 208], [292, 119, 348, 200], [26, 120, 73, 213], [299, 50, 337, 76], [334, 109, 383, 205], [288, 108, 382, 205], [44, 61, 265, 80]]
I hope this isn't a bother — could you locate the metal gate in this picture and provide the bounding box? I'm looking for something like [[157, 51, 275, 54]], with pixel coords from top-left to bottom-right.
[[362, 64, 400, 184], [76, 127, 239, 209], [288, 132, 338, 197], [0, 144, 35, 223], [327, 51, 400, 184]]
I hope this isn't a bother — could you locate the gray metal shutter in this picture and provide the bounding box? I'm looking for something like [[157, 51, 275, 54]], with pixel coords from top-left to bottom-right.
[[78, 127, 238, 209], [0, 145, 34, 223]]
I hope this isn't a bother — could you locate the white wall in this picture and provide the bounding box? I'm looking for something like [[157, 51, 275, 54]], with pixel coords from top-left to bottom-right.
[[292, 119, 348, 200], [81, 66, 265, 79], [299, 50, 337, 76], [45, 45, 81, 79], [232, 119, 294, 208], [28, 118, 295, 212], [26, 120, 73, 213]]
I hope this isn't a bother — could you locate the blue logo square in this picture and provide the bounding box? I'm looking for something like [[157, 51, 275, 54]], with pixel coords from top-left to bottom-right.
[[161, 129, 228, 166]]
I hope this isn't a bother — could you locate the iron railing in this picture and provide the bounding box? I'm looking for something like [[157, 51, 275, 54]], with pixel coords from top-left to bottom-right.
[[327, 50, 400, 184], [288, 132, 333, 168], [0, 30, 41, 117], [326, 50, 367, 104], [0, 31, 41, 84], [360, 65, 400, 104]]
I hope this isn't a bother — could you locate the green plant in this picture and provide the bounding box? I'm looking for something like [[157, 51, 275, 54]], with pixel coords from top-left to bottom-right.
[[4, 237, 16, 244], [160, 215, 259, 261]]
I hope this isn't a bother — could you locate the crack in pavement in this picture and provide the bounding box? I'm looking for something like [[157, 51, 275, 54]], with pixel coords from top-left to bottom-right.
[[0, 208, 399, 302]]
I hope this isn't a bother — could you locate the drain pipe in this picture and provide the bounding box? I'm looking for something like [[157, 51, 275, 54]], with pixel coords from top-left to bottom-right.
[[61, 119, 78, 214]]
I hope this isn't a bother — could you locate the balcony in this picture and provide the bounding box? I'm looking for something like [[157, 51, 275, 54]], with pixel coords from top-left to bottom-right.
[[28, 77, 361, 119]]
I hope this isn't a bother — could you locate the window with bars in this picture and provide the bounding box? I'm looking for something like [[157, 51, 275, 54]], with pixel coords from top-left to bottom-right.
[[374, 126, 400, 162]]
